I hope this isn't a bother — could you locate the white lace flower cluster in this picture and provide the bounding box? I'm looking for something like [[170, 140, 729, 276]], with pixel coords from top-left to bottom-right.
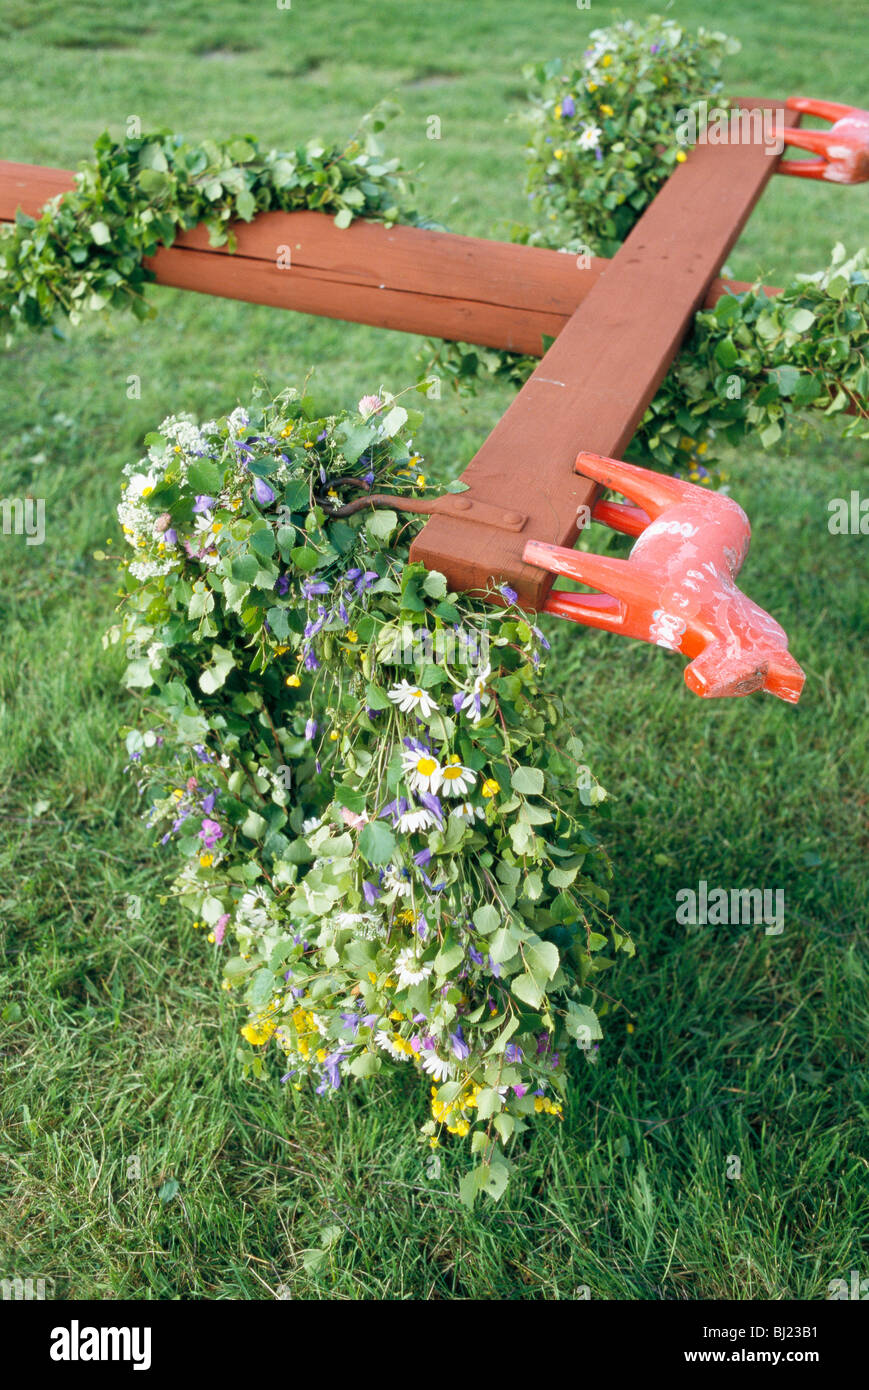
[[159, 413, 212, 459], [331, 910, 387, 941]]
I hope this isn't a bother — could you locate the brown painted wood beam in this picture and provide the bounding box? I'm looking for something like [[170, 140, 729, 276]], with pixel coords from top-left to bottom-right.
[[410, 101, 800, 606], [0, 161, 778, 356]]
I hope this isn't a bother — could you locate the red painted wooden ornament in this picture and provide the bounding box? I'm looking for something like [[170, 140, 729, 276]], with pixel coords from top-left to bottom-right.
[[523, 453, 806, 704], [779, 99, 869, 183]]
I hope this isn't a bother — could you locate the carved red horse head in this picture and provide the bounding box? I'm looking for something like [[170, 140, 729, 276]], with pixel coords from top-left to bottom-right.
[[523, 452, 805, 704], [780, 98, 869, 184]]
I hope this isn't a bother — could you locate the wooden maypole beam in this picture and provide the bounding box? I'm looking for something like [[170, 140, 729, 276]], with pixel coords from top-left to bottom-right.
[[0, 161, 775, 357]]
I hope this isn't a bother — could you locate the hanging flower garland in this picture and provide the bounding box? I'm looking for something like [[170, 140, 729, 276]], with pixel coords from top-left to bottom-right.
[[108, 381, 631, 1204]]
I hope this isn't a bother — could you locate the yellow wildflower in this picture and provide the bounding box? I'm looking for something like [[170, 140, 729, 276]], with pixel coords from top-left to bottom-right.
[[481, 778, 500, 799], [241, 1017, 277, 1046], [534, 1095, 564, 1118], [285, 673, 301, 687]]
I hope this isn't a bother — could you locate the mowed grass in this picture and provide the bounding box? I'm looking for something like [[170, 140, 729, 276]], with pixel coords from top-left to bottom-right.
[[0, 0, 867, 1299]]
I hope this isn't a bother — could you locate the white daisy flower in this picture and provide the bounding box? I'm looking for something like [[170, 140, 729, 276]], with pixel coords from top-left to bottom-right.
[[450, 801, 485, 823], [397, 809, 437, 834], [387, 680, 440, 719], [375, 1029, 410, 1061], [393, 948, 433, 990], [422, 1051, 453, 1082], [436, 758, 476, 798], [577, 124, 603, 152], [124, 470, 160, 501], [401, 746, 441, 793]]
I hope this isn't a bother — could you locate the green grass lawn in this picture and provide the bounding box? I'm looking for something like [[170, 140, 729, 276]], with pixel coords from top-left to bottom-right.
[[0, 0, 866, 1299]]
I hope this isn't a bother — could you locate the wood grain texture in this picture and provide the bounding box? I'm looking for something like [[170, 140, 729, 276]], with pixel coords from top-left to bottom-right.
[[144, 244, 574, 354], [0, 161, 778, 354], [410, 101, 800, 607]]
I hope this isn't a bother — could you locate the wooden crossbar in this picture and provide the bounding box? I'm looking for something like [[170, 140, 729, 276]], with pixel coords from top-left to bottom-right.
[[0, 162, 775, 357]]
